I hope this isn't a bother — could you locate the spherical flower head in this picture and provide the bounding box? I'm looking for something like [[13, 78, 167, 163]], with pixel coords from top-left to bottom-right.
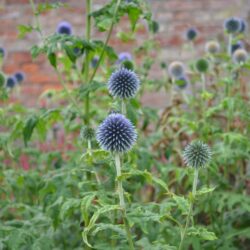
[[239, 19, 247, 33], [168, 61, 185, 79], [196, 58, 209, 73], [0, 47, 5, 58], [108, 68, 140, 99], [96, 113, 137, 153], [185, 27, 198, 41], [80, 126, 95, 141], [205, 41, 220, 54], [232, 49, 248, 64], [183, 141, 211, 168], [57, 21, 72, 35], [6, 76, 17, 89], [118, 52, 132, 63], [224, 17, 241, 33], [175, 75, 189, 89], [14, 71, 25, 83], [231, 41, 244, 55]]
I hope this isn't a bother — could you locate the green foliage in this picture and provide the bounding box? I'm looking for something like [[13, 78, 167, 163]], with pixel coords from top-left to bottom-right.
[[1, 0, 250, 249]]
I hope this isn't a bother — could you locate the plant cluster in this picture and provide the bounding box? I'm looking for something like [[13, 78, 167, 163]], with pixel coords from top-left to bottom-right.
[[0, 1, 249, 250]]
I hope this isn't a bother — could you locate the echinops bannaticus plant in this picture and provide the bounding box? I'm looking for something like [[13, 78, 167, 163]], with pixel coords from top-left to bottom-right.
[[232, 49, 248, 64], [96, 113, 137, 153], [56, 21, 72, 35], [14, 72, 25, 84], [205, 40, 220, 54], [96, 113, 136, 249], [108, 68, 140, 99], [224, 17, 241, 33], [183, 141, 211, 168], [178, 141, 212, 250], [185, 27, 198, 41], [6, 76, 17, 89], [231, 41, 244, 55], [0, 47, 5, 58], [168, 61, 185, 79], [118, 52, 132, 63]]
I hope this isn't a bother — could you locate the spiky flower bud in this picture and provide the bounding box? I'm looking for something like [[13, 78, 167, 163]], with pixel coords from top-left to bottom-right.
[[57, 21, 72, 35], [232, 49, 248, 64], [183, 141, 211, 168], [231, 41, 244, 55], [118, 52, 132, 63], [14, 72, 25, 83], [121, 60, 134, 70], [168, 61, 185, 79], [224, 17, 241, 33], [108, 68, 140, 99], [0, 47, 5, 58], [175, 75, 189, 89], [149, 20, 160, 34], [185, 27, 198, 41], [196, 58, 209, 73], [80, 126, 95, 141], [205, 41, 220, 54], [6, 76, 17, 89], [96, 113, 137, 153]]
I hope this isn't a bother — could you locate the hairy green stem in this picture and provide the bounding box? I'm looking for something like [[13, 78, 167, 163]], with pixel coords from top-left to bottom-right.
[[178, 169, 199, 250], [29, 0, 44, 39], [84, 0, 92, 125], [114, 154, 135, 250], [227, 34, 233, 56], [89, 0, 121, 83], [201, 73, 206, 92], [121, 100, 126, 115]]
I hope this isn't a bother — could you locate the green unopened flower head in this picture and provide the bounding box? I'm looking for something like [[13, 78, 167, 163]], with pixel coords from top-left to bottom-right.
[[183, 141, 211, 168], [196, 58, 209, 73], [168, 61, 185, 79], [121, 60, 134, 70], [232, 49, 248, 64], [80, 126, 95, 141], [205, 41, 220, 54]]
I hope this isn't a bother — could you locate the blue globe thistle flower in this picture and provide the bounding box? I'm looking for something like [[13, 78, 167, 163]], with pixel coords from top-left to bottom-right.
[[91, 56, 99, 68], [57, 21, 72, 35], [6, 76, 17, 89], [0, 47, 5, 58], [205, 41, 220, 54], [118, 52, 132, 63], [232, 49, 248, 64], [14, 72, 25, 83], [239, 19, 247, 33], [96, 113, 137, 153], [108, 68, 140, 99], [183, 141, 212, 168], [224, 17, 241, 33], [231, 41, 244, 55], [175, 75, 189, 89], [168, 61, 185, 79], [185, 27, 198, 41]]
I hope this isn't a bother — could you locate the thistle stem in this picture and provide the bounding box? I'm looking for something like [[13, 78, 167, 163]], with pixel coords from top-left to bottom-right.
[[201, 73, 206, 92], [121, 100, 126, 115], [114, 154, 135, 250], [89, 0, 121, 83], [178, 168, 199, 250], [227, 34, 233, 56], [84, 0, 92, 125]]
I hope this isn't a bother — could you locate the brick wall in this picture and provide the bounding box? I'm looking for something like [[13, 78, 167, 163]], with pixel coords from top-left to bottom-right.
[[1, 0, 250, 106]]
